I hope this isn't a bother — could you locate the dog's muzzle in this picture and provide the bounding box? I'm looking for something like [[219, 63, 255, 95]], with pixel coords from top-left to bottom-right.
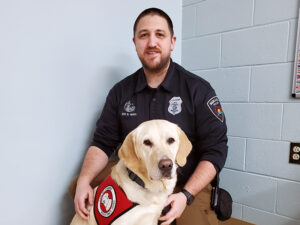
[[158, 158, 173, 178]]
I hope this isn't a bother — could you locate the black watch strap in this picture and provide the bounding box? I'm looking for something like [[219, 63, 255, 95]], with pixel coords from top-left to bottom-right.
[[181, 189, 195, 205]]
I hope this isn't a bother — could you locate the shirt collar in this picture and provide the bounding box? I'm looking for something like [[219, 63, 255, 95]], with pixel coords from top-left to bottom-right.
[[160, 59, 175, 92], [135, 59, 175, 93], [135, 68, 148, 93]]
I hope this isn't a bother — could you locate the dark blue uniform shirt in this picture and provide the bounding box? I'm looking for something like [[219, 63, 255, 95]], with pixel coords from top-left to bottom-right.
[[91, 60, 228, 184]]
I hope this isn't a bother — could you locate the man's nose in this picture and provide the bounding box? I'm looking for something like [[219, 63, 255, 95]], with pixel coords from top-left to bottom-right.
[[147, 35, 157, 48]]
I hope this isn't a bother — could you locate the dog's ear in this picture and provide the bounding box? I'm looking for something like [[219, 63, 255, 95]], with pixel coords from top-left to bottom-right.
[[118, 130, 138, 168], [176, 126, 192, 167], [118, 130, 148, 181]]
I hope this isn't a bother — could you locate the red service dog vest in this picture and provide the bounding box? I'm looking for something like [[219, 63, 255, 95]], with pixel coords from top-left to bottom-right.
[[94, 175, 137, 225]]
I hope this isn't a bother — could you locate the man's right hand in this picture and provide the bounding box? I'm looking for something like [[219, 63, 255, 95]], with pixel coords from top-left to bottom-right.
[[74, 180, 94, 220], [73, 146, 109, 220]]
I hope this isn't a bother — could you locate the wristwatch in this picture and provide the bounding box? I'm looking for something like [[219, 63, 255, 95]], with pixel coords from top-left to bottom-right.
[[181, 189, 195, 205]]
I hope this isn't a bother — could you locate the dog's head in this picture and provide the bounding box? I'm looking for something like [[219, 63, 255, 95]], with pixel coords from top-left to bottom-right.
[[118, 120, 192, 186]]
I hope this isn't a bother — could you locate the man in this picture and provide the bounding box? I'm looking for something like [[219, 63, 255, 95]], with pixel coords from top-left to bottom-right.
[[73, 8, 228, 225]]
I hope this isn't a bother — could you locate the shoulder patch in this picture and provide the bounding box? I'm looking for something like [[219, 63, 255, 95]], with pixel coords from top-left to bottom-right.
[[207, 96, 224, 122]]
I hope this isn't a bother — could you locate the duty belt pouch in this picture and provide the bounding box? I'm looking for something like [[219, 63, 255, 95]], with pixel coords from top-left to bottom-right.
[[210, 173, 232, 221]]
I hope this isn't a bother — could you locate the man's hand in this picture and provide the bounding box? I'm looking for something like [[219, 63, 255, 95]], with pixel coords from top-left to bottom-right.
[[158, 192, 187, 225], [73, 146, 109, 220], [74, 180, 94, 220]]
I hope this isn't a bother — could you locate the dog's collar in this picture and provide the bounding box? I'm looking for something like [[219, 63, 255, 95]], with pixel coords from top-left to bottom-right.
[[127, 168, 145, 188]]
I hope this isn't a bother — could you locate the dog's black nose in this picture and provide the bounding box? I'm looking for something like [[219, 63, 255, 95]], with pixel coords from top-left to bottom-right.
[[158, 159, 173, 177]]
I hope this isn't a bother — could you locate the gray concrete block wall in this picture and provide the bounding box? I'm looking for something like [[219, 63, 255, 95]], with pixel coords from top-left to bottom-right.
[[221, 23, 289, 67], [182, 0, 300, 224]]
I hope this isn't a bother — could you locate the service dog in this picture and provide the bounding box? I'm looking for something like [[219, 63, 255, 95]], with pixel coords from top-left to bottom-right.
[[70, 119, 192, 225]]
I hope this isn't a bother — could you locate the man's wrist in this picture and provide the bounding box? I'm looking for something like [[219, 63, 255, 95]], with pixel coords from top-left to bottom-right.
[[181, 189, 195, 205], [77, 175, 92, 185]]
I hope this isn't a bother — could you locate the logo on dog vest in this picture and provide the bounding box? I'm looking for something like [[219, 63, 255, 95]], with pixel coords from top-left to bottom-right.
[[168, 97, 182, 115], [207, 96, 224, 122], [98, 186, 116, 217], [94, 176, 137, 225]]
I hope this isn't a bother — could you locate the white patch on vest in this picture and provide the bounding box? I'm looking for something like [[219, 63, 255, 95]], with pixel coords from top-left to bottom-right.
[[98, 186, 117, 217], [168, 97, 182, 115]]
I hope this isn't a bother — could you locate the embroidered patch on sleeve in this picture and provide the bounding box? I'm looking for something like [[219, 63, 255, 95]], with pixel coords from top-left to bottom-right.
[[207, 96, 224, 122]]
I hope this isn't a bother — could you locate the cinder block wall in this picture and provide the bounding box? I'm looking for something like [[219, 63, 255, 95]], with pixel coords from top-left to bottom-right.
[[182, 0, 300, 224]]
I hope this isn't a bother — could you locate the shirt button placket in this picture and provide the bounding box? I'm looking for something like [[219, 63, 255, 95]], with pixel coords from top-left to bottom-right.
[[150, 97, 157, 119]]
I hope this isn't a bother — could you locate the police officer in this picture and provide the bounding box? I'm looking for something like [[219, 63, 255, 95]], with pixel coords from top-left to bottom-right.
[[73, 8, 228, 225]]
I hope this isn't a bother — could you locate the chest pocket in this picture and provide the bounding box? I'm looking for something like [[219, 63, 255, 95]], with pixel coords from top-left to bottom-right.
[[119, 98, 141, 139]]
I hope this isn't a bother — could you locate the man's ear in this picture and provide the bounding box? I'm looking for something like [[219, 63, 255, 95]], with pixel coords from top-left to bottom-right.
[[170, 36, 176, 51], [176, 126, 192, 167]]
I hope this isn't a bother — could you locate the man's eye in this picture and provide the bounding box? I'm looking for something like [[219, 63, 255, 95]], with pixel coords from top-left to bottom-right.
[[157, 33, 164, 37], [140, 33, 147, 38]]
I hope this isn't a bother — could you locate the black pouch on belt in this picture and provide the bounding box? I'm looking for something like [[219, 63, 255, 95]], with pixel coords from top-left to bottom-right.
[[210, 173, 233, 221]]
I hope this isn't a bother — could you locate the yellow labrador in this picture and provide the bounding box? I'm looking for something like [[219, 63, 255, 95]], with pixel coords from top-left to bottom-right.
[[70, 119, 192, 225]]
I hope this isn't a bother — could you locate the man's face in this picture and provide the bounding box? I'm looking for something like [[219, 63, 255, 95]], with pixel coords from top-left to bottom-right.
[[133, 15, 176, 73]]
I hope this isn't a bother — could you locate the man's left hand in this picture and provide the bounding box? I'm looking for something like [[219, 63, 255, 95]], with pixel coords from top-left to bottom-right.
[[158, 192, 187, 225]]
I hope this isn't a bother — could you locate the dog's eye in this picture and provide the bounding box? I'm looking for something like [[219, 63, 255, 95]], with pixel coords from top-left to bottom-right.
[[143, 139, 153, 147], [167, 137, 175, 144]]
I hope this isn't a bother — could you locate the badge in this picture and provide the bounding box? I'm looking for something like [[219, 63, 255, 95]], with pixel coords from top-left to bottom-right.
[[207, 96, 224, 122], [97, 185, 117, 217], [124, 101, 135, 113], [168, 97, 182, 115]]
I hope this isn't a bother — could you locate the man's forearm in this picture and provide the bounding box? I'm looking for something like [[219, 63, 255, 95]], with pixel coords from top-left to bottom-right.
[[183, 160, 217, 196], [78, 146, 109, 184]]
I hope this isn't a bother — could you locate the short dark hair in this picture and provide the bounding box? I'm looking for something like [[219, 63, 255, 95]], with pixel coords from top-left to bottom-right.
[[133, 8, 174, 37]]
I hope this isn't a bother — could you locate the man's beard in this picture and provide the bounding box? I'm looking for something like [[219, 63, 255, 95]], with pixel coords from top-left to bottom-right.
[[139, 50, 171, 73]]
